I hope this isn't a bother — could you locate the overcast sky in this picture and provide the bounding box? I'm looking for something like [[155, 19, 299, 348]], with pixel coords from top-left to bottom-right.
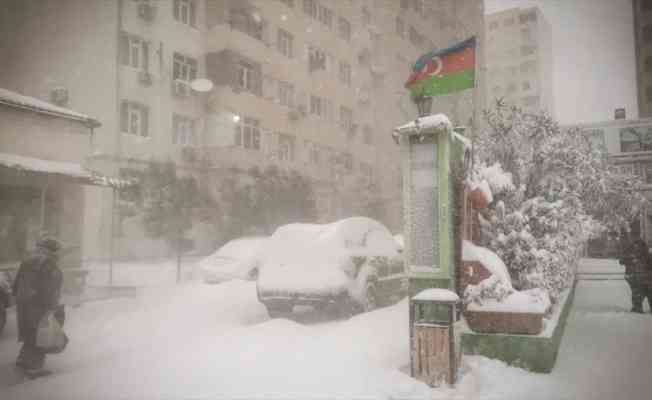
[[485, 0, 638, 124]]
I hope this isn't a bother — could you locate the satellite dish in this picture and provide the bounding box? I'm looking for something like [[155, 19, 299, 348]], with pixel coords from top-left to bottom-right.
[[190, 78, 214, 93]]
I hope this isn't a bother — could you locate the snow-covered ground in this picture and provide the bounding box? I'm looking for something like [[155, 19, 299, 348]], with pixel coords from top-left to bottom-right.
[[0, 258, 650, 399]]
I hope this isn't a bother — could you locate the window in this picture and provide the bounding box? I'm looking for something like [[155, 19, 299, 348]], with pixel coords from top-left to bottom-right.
[[303, 0, 318, 19], [173, 52, 197, 82], [120, 100, 149, 137], [362, 6, 371, 25], [308, 46, 327, 72], [340, 106, 353, 133], [409, 26, 424, 47], [396, 17, 405, 37], [236, 60, 261, 94], [308, 142, 321, 165], [620, 127, 652, 152], [363, 125, 373, 145], [522, 81, 531, 91], [277, 29, 294, 58], [278, 134, 295, 161], [279, 0, 294, 7], [172, 114, 196, 145], [338, 62, 351, 86], [644, 25, 652, 44], [310, 95, 331, 118], [339, 17, 351, 41], [173, 0, 196, 27], [506, 83, 517, 94], [278, 81, 294, 107], [230, 8, 264, 40], [489, 21, 499, 30], [521, 27, 532, 42], [521, 45, 537, 56], [646, 56, 652, 73], [643, 0, 652, 12], [413, 0, 423, 14], [400, 0, 409, 10], [234, 117, 261, 150], [318, 4, 333, 28], [647, 86, 652, 103], [519, 13, 529, 24], [119, 32, 149, 70], [342, 152, 353, 174]]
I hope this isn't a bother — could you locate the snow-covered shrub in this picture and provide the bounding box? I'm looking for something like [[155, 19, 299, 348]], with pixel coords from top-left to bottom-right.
[[472, 102, 646, 302]]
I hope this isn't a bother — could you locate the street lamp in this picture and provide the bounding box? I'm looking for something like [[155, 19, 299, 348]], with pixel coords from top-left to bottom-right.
[[414, 95, 433, 117]]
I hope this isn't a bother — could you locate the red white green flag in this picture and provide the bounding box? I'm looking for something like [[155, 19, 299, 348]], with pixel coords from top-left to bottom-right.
[[405, 37, 476, 98]]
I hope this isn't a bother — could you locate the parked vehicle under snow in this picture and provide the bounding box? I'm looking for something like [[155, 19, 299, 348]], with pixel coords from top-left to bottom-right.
[[256, 217, 406, 318], [199, 237, 268, 283]]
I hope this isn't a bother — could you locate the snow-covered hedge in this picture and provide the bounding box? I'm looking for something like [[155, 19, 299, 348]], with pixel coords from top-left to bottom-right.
[[470, 104, 646, 302]]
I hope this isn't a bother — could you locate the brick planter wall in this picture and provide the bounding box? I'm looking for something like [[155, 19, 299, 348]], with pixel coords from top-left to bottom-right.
[[464, 310, 544, 335]]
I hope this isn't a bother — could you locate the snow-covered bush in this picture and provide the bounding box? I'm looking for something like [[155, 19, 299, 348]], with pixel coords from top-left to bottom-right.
[[472, 103, 646, 301]]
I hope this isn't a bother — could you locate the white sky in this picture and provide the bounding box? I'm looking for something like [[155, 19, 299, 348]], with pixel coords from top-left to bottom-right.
[[485, 0, 638, 124]]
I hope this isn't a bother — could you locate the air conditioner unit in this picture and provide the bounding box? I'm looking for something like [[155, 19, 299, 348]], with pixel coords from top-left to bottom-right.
[[172, 80, 190, 97], [138, 70, 152, 86], [138, 3, 155, 21], [50, 87, 69, 107]]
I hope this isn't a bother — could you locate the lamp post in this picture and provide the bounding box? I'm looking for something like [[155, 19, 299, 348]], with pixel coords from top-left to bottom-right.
[[414, 95, 433, 117]]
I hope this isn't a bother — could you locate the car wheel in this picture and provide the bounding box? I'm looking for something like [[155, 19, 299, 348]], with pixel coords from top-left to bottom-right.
[[264, 301, 292, 318], [0, 306, 6, 336]]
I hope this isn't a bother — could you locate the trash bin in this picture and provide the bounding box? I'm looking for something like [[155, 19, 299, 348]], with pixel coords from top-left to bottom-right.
[[409, 288, 462, 387]]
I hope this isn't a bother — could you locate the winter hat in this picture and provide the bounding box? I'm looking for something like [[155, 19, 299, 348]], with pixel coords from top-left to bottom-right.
[[36, 237, 62, 253]]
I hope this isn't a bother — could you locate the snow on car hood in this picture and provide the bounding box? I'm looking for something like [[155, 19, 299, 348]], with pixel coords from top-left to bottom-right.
[[257, 217, 399, 295], [257, 262, 351, 296]]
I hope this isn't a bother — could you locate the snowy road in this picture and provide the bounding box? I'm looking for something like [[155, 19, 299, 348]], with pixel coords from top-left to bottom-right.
[[0, 258, 650, 399]]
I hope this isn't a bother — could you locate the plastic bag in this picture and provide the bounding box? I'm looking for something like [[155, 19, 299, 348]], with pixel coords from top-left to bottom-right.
[[36, 310, 69, 354]]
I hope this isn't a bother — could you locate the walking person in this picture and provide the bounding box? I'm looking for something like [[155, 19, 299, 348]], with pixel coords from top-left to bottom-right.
[[620, 238, 651, 313], [12, 236, 63, 375]]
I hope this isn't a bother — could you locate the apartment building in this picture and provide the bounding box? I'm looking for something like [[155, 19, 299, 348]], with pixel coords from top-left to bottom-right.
[[567, 118, 652, 256], [0, 0, 484, 259], [485, 7, 553, 115], [634, 0, 652, 118]]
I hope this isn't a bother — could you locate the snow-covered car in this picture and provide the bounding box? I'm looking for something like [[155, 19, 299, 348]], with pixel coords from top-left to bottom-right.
[[256, 217, 406, 318], [199, 237, 267, 283]]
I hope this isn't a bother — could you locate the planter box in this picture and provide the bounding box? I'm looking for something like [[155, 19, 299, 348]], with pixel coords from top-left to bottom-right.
[[464, 309, 544, 335], [461, 281, 577, 373]]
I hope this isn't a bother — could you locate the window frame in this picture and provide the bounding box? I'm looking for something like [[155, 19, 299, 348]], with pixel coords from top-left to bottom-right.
[[234, 116, 261, 150], [172, 114, 196, 146], [277, 28, 294, 58], [120, 100, 149, 137], [173, 52, 198, 83], [173, 0, 197, 27], [120, 32, 149, 70]]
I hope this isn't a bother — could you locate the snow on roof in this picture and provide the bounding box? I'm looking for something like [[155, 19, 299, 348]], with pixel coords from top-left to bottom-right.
[[466, 288, 550, 314], [393, 114, 452, 138], [0, 87, 99, 126], [462, 240, 513, 289], [0, 152, 133, 189], [412, 288, 460, 302]]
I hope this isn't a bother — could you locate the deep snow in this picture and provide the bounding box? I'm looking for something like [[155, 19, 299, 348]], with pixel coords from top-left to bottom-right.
[[0, 258, 650, 400]]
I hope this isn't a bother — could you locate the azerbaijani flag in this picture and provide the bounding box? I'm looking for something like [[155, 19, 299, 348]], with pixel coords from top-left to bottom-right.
[[405, 37, 476, 98]]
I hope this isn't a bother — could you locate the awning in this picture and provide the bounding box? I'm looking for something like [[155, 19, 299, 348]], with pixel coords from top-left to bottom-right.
[[0, 152, 134, 189]]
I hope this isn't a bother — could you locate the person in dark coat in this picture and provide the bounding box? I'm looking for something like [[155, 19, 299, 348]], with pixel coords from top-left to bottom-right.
[[12, 237, 63, 371], [620, 238, 652, 313]]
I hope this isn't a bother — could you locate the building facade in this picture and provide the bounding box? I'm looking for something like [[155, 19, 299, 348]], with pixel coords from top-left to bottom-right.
[[634, 0, 652, 118], [571, 117, 652, 256], [484, 6, 553, 116], [0, 0, 484, 260]]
